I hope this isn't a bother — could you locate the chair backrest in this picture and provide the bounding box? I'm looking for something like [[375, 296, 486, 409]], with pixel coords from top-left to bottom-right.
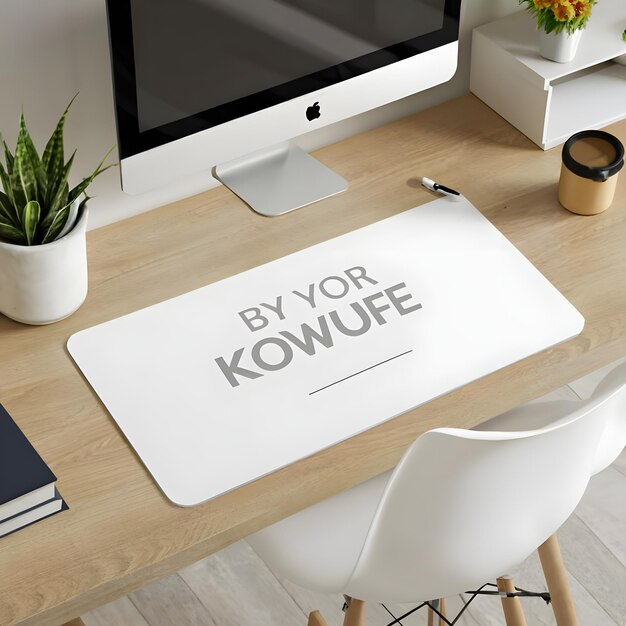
[[587, 360, 626, 474], [344, 380, 622, 604]]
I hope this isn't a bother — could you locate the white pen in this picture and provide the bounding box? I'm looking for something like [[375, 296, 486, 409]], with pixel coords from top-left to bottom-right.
[[421, 177, 462, 199]]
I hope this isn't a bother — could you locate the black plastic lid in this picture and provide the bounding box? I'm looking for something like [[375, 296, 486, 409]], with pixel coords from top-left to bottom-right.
[[562, 130, 624, 182]]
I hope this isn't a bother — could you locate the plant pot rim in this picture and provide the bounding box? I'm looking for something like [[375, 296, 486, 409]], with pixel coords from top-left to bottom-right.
[[541, 27, 584, 36], [0, 199, 87, 251]]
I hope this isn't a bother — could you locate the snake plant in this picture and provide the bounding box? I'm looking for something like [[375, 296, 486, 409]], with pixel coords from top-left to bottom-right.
[[0, 97, 114, 246]]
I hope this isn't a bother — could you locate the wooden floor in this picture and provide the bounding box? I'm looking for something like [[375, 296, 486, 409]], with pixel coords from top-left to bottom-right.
[[83, 360, 626, 626]]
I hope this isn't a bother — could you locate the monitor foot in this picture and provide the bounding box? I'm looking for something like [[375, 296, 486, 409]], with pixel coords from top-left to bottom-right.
[[214, 142, 348, 217]]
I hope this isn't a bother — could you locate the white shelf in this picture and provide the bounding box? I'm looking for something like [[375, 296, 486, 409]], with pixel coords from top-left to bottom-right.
[[470, 0, 626, 149], [548, 63, 626, 148]]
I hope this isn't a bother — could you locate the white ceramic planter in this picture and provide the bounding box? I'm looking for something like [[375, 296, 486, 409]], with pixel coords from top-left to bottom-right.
[[540, 29, 583, 63], [0, 206, 88, 325]]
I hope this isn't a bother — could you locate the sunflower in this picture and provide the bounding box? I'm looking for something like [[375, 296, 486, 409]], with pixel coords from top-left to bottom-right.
[[553, 0, 576, 22], [572, 0, 592, 19], [520, 0, 596, 34]]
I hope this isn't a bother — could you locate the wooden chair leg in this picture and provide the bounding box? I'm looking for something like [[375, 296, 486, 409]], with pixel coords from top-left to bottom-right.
[[308, 609, 329, 626], [427, 599, 447, 626], [496, 577, 528, 626], [538, 534, 579, 626], [342, 596, 365, 626], [62, 620, 85, 626], [438, 598, 446, 625]]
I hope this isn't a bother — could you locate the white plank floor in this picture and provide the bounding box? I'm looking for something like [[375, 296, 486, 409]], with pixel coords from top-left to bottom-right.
[[84, 359, 626, 626]]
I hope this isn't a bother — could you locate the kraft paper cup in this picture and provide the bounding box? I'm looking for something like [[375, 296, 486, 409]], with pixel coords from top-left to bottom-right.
[[559, 130, 624, 216]]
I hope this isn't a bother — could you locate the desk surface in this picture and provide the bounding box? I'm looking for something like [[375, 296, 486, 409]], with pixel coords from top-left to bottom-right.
[[1, 95, 625, 626]]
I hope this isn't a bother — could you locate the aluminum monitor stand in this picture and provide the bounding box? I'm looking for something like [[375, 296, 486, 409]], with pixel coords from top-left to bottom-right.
[[215, 141, 348, 217]]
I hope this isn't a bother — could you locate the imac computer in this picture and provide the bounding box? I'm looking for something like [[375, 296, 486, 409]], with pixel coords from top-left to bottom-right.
[[106, 0, 461, 216]]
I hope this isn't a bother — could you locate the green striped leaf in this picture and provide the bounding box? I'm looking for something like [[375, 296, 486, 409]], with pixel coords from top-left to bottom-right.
[[0, 190, 18, 226], [40, 184, 68, 234], [8, 166, 26, 216], [68, 145, 116, 206], [0, 161, 17, 217], [42, 95, 76, 184], [21, 125, 47, 200], [43, 151, 75, 227], [46, 155, 74, 216], [41, 185, 71, 232], [0, 221, 25, 245], [22, 199, 40, 245], [12, 114, 38, 212], [41, 203, 70, 244], [2, 140, 14, 175]]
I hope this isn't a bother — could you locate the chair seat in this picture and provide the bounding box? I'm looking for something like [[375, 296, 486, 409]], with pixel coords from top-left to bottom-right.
[[248, 471, 391, 594]]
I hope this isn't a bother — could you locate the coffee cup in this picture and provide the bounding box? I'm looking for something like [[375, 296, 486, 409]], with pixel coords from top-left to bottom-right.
[[559, 130, 624, 215]]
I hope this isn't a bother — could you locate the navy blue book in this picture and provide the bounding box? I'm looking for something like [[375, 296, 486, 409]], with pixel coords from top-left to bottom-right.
[[0, 403, 67, 537]]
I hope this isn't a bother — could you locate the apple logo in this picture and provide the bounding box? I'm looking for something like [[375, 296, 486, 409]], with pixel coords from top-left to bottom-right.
[[306, 102, 321, 121]]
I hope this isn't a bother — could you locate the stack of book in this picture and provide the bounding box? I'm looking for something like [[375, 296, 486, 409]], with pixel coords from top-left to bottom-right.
[[0, 403, 67, 538]]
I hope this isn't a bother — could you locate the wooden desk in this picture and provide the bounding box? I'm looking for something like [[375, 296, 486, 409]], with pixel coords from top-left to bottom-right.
[[0, 95, 624, 626]]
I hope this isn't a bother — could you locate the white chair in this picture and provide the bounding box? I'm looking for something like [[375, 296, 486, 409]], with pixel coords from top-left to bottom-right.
[[475, 360, 626, 476], [247, 362, 626, 626], [472, 359, 626, 625]]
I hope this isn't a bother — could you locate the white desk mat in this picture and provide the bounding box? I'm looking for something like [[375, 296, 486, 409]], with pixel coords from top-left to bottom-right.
[[68, 197, 584, 506]]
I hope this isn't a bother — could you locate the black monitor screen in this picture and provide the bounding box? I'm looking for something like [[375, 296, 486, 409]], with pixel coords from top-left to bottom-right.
[[107, 0, 460, 157]]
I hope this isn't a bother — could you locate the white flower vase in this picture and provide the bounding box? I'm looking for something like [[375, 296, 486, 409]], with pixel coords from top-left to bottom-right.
[[539, 28, 583, 63], [0, 204, 89, 325]]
